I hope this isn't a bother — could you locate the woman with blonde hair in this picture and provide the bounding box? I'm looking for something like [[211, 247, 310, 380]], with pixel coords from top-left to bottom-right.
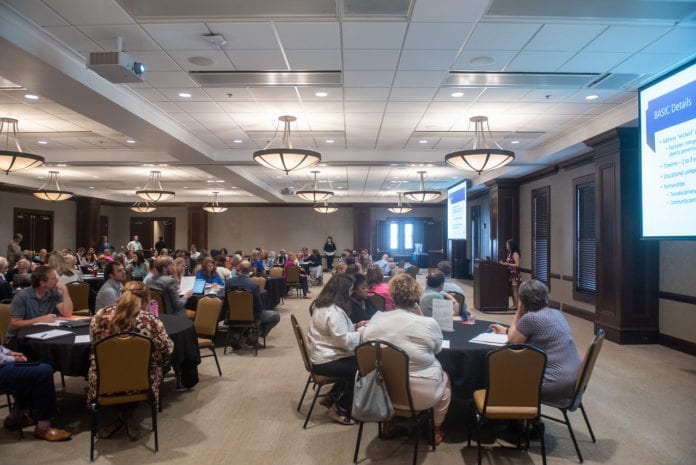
[[47, 252, 83, 285], [362, 273, 451, 445], [87, 281, 173, 406]]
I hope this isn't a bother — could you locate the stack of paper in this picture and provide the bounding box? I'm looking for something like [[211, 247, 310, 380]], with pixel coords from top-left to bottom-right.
[[469, 332, 508, 346], [25, 329, 74, 340]]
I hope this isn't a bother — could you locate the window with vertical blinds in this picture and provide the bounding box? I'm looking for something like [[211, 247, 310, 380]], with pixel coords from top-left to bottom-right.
[[531, 186, 550, 285], [575, 179, 596, 296]]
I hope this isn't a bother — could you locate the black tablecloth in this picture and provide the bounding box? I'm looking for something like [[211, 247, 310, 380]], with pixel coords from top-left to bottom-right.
[[16, 314, 201, 386], [437, 319, 500, 399], [264, 276, 285, 308]]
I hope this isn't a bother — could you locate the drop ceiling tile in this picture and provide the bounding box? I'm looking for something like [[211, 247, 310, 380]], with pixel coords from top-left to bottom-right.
[[43, 0, 134, 25], [304, 113, 344, 130], [296, 88, 342, 101], [342, 50, 399, 70], [285, 50, 341, 70], [642, 27, 696, 54], [344, 87, 391, 101], [416, 113, 460, 130], [344, 101, 386, 112], [218, 101, 266, 113], [522, 89, 576, 103], [154, 101, 186, 113], [427, 101, 471, 113], [398, 50, 458, 70], [144, 71, 197, 88], [175, 101, 223, 113], [274, 22, 340, 49], [204, 88, 253, 101], [5, 0, 69, 26], [78, 25, 160, 51], [611, 53, 685, 74], [584, 25, 673, 53], [525, 24, 606, 51], [411, 0, 489, 22], [128, 51, 180, 71], [386, 101, 430, 113], [557, 51, 631, 73], [192, 112, 234, 125], [451, 50, 518, 71], [393, 70, 447, 87], [142, 23, 217, 50], [130, 88, 168, 102], [466, 22, 541, 50], [404, 22, 473, 49], [341, 22, 407, 49], [302, 101, 344, 113], [389, 87, 437, 101], [44, 26, 100, 54], [507, 51, 576, 72], [169, 50, 234, 71], [247, 87, 300, 101], [213, 22, 280, 50], [158, 88, 211, 101], [343, 71, 395, 87], [477, 88, 532, 103], [433, 88, 479, 101]]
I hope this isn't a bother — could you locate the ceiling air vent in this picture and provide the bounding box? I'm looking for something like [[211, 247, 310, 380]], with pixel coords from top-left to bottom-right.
[[445, 72, 600, 88], [189, 71, 342, 87]]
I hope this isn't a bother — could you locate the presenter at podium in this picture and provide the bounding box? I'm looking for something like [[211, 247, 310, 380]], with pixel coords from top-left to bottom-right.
[[499, 239, 521, 311]]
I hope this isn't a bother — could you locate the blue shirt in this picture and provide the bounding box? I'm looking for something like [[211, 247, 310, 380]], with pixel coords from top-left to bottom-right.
[[7, 287, 63, 345], [195, 270, 224, 286]]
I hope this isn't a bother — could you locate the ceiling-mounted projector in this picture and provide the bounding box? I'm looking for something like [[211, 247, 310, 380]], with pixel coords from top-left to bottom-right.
[[88, 51, 145, 83]]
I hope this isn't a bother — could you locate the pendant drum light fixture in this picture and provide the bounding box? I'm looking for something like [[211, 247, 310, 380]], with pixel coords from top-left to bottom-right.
[[296, 170, 334, 202], [403, 171, 440, 203], [313, 200, 338, 214], [130, 200, 157, 213], [0, 117, 45, 174], [136, 170, 175, 202], [387, 193, 412, 214], [445, 116, 515, 174], [253, 115, 321, 174], [202, 191, 228, 213], [33, 170, 73, 201]]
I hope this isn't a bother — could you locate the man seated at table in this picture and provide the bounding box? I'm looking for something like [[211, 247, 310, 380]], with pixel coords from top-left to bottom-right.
[[0, 345, 72, 441], [94, 261, 126, 311], [437, 261, 468, 315], [419, 271, 459, 318], [372, 253, 391, 276], [148, 256, 194, 319], [6, 258, 32, 288], [6, 266, 74, 349], [225, 260, 280, 348]]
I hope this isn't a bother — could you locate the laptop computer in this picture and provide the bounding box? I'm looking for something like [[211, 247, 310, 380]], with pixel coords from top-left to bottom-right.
[[192, 278, 206, 295]]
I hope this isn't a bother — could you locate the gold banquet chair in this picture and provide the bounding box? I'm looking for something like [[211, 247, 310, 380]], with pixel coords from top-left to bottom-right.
[[468, 344, 548, 465], [285, 265, 303, 298], [541, 329, 605, 463], [225, 289, 264, 356], [89, 332, 158, 462], [290, 314, 352, 429], [446, 291, 465, 316], [368, 293, 386, 311], [194, 297, 223, 376], [353, 340, 436, 465], [67, 281, 91, 316]]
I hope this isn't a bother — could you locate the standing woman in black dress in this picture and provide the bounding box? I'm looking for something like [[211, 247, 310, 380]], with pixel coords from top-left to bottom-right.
[[323, 236, 337, 271], [501, 239, 521, 310]]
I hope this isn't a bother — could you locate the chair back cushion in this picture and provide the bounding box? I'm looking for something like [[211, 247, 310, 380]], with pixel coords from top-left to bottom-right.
[[356, 340, 413, 412], [195, 296, 223, 338], [575, 329, 605, 399], [290, 314, 313, 374], [285, 265, 301, 285], [66, 281, 90, 312], [406, 266, 419, 278], [269, 267, 283, 277], [484, 344, 546, 419], [368, 293, 386, 311], [94, 332, 152, 405], [0, 302, 10, 346], [226, 289, 255, 322], [447, 292, 465, 313], [250, 276, 266, 289]]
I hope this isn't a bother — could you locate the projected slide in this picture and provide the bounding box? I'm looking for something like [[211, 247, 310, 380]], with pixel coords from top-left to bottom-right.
[[447, 181, 467, 240], [640, 60, 696, 238]]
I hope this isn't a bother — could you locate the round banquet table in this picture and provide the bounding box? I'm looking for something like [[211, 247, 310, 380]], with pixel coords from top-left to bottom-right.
[[15, 314, 201, 387], [264, 275, 285, 308], [436, 319, 503, 399]]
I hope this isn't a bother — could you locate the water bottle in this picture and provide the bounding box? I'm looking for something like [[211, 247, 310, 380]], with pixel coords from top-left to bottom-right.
[[150, 299, 159, 317]]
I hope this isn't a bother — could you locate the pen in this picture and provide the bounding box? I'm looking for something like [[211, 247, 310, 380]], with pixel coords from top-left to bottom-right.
[[486, 322, 502, 333]]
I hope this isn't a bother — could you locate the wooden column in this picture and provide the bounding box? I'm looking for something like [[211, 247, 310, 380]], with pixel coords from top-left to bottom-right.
[[188, 207, 208, 251], [75, 197, 101, 250], [353, 205, 371, 251], [589, 128, 659, 344], [485, 179, 519, 261]]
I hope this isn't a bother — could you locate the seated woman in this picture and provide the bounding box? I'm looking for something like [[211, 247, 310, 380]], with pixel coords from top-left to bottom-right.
[[490, 279, 582, 406], [82, 248, 99, 269], [419, 271, 459, 317], [366, 265, 395, 311], [308, 273, 363, 425], [349, 273, 377, 325], [307, 248, 323, 285], [362, 273, 451, 445], [88, 282, 174, 409], [0, 346, 72, 441], [128, 250, 149, 281], [47, 252, 83, 285], [195, 256, 224, 287], [250, 250, 265, 276]]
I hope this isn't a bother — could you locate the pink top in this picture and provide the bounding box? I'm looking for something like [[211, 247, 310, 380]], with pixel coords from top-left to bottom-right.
[[369, 282, 395, 311]]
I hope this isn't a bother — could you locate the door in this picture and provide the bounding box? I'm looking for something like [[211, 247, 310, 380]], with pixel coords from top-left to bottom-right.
[[14, 208, 53, 252]]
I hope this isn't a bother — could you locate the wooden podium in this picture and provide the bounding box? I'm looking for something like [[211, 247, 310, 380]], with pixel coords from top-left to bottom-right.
[[473, 260, 509, 312]]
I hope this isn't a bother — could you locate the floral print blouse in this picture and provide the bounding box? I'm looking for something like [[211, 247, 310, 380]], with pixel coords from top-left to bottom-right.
[[87, 306, 174, 404]]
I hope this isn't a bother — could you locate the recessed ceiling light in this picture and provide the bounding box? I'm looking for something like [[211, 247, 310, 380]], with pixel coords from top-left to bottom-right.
[[510, 140, 519, 144], [183, 186, 189, 189], [325, 139, 335, 144], [233, 139, 243, 144], [315, 91, 328, 97], [37, 140, 48, 145], [585, 94, 599, 100], [451, 92, 464, 98], [37, 176, 45, 180], [419, 140, 428, 144], [178, 92, 192, 98], [56, 163, 67, 167], [469, 55, 495, 67], [24, 94, 39, 100], [126, 139, 136, 144], [88, 186, 95, 189]]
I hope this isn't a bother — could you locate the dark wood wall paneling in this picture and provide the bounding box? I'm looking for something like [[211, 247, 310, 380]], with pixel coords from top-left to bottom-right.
[[188, 207, 208, 251], [353, 205, 372, 252], [485, 179, 519, 262], [75, 197, 102, 251]]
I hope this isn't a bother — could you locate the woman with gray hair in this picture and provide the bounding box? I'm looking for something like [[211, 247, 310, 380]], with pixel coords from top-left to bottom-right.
[[490, 279, 581, 406]]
